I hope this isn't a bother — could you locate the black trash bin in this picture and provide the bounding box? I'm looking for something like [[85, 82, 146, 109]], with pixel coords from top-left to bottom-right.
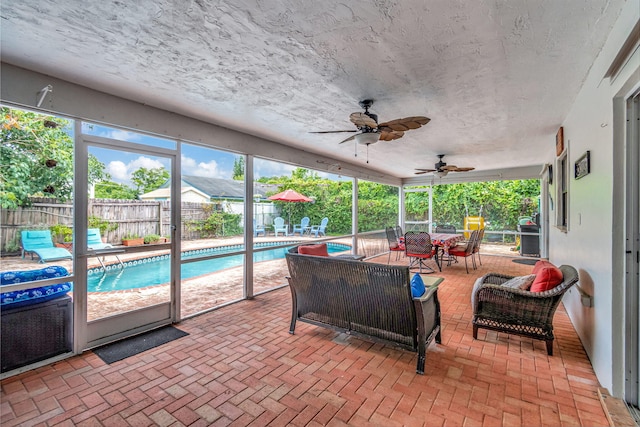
[[519, 224, 540, 257]]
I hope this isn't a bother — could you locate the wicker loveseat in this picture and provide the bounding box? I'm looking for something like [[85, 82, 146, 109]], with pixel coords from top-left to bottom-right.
[[285, 251, 442, 374], [472, 264, 578, 355]]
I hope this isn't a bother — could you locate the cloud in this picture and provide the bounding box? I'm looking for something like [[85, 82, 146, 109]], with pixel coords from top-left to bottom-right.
[[106, 156, 166, 184], [181, 155, 226, 177], [107, 161, 129, 182]]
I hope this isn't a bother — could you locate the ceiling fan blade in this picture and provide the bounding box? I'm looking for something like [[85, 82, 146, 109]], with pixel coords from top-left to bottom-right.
[[414, 171, 429, 175], [414, 168, 436, 172], [309, 130, 358, 134], [379, 130, 404, 141], [349, 112, 378, 128], [338, 134, 357, 144], [441, 165, 475, 172], [378, 116, 430, 131]]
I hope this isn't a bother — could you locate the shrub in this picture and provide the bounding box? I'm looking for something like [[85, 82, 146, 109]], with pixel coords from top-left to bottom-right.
[[143, 234, 161, 244], [50, 224, 73, 243], [88, 215, 118, 235]]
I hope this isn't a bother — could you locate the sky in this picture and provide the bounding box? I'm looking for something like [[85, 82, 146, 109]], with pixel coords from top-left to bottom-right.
[[81, 123, 334, 186]]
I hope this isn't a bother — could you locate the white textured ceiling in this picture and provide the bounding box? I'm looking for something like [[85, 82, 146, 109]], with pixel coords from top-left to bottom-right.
[[0, 0, 626, 178]]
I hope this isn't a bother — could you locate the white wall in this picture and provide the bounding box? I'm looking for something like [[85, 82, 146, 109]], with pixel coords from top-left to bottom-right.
[[548, 2, 639, 395]]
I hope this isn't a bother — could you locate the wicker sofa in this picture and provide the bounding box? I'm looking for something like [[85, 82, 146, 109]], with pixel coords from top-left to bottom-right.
[[472, 264, 578, 355], [285, 251, 442, 374]]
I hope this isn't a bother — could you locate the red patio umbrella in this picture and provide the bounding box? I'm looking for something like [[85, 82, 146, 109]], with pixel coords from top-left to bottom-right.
[[268, 189, 313, 230], [268, 189, 312, 203]]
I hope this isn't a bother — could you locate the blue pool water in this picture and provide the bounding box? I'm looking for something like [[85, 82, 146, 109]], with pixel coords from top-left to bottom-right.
[[87, 242, 350, 292]]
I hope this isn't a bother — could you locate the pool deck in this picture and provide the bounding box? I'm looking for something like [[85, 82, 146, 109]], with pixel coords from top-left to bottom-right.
[[1, 235, 519, 320], [0, 234, 517, 271]]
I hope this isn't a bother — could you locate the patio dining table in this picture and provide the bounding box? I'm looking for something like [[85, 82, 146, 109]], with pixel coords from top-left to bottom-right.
[[429, 232, 465, 269]]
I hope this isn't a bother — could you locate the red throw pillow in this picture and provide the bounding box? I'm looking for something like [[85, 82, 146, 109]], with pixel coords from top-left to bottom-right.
[[530, 265, 564, 292], [532, 260, 554, 275], [298, 243, 329, 257]]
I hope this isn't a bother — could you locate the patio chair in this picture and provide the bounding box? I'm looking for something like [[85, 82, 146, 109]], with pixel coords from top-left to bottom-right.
[[394, 225, 403, 241], [273, 217, 288, 236], [472, 264, 579, 355], [253, 219, 266, 237], [404, 231, 437, 273], [473, 227, 485, 266], [87, 228, 113, 250], [447, 229, 478, 273], [310, 217, 328, 237], [435, 224, 456, 233], [21, 230, 73, 263], [386, 226, 405, 264], [292, 217, 310, 236]]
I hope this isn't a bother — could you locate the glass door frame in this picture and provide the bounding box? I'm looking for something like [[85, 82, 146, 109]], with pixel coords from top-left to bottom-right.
[[74, 125, 181, 350], [401, 185, 433, 233]]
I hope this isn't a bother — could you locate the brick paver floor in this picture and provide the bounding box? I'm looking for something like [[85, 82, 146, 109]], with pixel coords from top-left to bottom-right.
[[1, 253, 610, 426]]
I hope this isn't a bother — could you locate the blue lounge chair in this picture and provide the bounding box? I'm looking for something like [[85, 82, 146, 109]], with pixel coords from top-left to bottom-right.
[[253, 220, 266, 237], [87, 228, 113, 250], [310, 217, 329, 237], [273, 217, 288, 236], [21, 230, 73, 263], [292, 217, 310, 236]]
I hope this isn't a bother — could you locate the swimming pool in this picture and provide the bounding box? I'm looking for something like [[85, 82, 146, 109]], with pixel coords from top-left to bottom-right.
[[87, 242, 350, 292]]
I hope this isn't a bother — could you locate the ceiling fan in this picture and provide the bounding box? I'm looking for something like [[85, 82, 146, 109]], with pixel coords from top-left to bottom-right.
[[414, 154, 475, 177], [311, 99, 430, 145]]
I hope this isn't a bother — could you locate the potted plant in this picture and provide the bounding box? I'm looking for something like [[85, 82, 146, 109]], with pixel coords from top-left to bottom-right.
[[50, 224, 73, 250], [122, 233, 143, 246], [143, 234, 161, 244]]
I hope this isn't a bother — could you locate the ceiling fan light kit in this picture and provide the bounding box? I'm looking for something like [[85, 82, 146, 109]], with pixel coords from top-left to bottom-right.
[[354, 132, 380, 145], [434, 170, 448, 178]]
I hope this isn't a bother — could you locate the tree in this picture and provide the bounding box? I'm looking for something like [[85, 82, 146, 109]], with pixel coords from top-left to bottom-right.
[[131, 167, 170, 195], [94, 180, 139, 199], [0, 107, 108, 208], [232, 157, 244, 180]]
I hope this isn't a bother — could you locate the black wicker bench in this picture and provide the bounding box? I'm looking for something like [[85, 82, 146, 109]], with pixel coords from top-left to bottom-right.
[[285, 252, 442, 374]]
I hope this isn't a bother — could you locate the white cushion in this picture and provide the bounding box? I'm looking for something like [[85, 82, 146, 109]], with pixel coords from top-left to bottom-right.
[[501, 274, 536, 291]]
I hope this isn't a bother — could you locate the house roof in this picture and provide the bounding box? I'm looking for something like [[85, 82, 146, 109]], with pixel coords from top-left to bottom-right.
[[159, 176, 279, 201], [140, 186, 210, 200]]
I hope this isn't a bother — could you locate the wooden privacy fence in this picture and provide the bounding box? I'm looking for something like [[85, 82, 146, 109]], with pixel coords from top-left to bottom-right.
[[0, 197, 222, 251]]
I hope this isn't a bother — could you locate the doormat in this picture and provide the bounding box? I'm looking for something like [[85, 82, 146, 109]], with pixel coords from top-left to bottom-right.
[[93, 326, 189, 364], [512, 258, 539, 266]]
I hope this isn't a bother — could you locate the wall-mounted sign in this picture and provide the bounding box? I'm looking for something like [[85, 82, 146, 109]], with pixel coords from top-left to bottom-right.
[[575, 151, 591, 180]]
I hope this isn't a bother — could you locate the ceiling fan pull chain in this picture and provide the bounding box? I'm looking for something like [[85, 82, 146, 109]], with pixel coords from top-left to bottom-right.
[[366, 144, 369, 163]]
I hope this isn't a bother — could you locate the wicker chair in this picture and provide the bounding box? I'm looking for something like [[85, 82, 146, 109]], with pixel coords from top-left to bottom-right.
[[472, 265, 579, 355]]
